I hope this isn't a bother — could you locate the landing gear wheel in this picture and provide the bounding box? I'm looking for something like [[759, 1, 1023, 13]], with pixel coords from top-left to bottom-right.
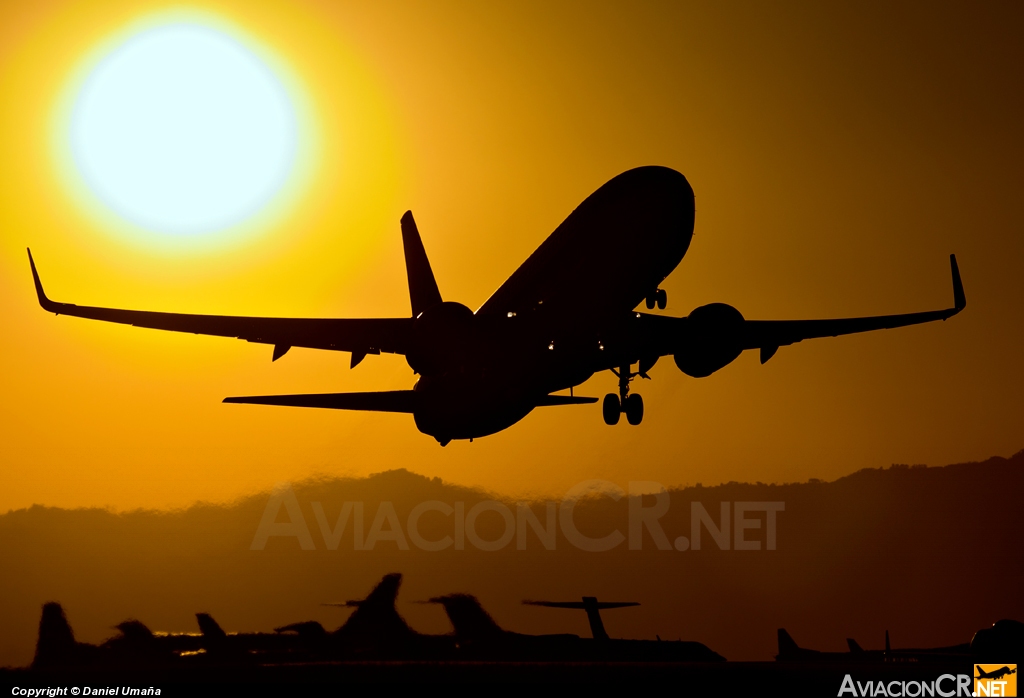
[[624, 393, 644, 425], [645, 294, 656, 310], [602, 394, 621, 425], [656, 289, 667, 310]]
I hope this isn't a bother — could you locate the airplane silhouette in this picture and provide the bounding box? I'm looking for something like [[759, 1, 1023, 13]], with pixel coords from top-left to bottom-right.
[[775, 628, 874, 663], [28, 166, 967, 445], [32, 602, 204, 668], [880, 629, 972, 662], [428, 593, 724, 661], [778, 626, 1024, 666], [277, 572, 455, 660], [425, 593, 583, 660], [972, 620, 1024, 663], [976, 665, 1017, 681]]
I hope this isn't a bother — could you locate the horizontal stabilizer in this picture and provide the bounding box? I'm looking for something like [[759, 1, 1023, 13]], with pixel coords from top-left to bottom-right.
[[535, 394, 599, 407], [524, 600, 639, 610], [224, 390, 417, 413], [524, 597, 637, 641], [274, 620, 327, 638]]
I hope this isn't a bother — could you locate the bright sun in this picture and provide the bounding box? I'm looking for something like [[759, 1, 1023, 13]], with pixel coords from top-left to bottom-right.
[[70, 22, 298, 237]]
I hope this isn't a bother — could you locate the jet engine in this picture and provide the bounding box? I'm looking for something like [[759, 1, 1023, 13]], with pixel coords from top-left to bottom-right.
[[407, 301, 475, 375], [673, 303, 745, 378]]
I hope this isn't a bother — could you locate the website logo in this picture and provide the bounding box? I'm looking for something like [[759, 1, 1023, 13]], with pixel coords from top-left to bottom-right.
[[974, 664, 1017, 697]]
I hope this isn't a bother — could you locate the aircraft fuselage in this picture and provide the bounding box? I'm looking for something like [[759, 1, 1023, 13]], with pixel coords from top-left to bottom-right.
[[407, 167, 696, 441]]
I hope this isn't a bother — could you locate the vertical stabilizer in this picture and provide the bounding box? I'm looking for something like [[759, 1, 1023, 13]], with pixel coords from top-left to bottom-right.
[[778, 628, 800, 656], [429, 594, 505, 642], [400, 211, 443, 317], [581, 597, 610, 641], [336, 573, 414, 642], [196, 613, 227, 640], [33, 602, 77, 667], [115, 620, 155, 642]]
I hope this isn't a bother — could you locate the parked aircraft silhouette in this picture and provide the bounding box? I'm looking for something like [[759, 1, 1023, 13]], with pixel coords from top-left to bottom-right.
[[779, 624, 1024, 665], [848, 624, 1024, 664], [972, 620, 1024, 663], [843, 634, 884, 659], [776, 628, 877, 663], [425, 593, 582, 660], [28, 595, 1019, 670], [192, 612, 303, 661], [32, 602, 202, 668], [28, 166, 967, 444], [427, 593, 724, 661], [877, 629, 972, 663], [277, 572, 455, 659]]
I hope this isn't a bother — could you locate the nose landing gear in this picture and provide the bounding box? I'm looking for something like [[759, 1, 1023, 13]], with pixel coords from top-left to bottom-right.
[[603, 363, 646, 426]]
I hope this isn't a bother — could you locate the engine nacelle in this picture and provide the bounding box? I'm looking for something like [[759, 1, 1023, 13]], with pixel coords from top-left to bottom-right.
[[673, 303, 745, 378], [406, 301, 475, 375]]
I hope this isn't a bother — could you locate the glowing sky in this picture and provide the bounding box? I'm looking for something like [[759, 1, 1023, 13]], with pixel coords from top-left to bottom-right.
[[69, 21, 298, 236], [1, 1, 1022, 512]]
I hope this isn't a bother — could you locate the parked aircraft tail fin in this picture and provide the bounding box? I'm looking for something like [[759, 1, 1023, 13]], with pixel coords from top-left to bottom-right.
[[778, 628, 800, 655], [335, 573, 415, 641], [33, 602, 77, 667], [196, 613, 227, 640], [428, 594, 505, 643], [114, 620, 154, 642], [401, 211, 443, 317], [847, 638, 863, 653]]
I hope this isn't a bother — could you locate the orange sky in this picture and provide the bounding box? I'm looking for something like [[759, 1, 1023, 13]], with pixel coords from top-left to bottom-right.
[[1, 0, 1022, 512]]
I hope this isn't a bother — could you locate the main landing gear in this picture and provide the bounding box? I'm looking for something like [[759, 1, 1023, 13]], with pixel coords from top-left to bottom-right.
[[603, 364, 645, 426], [645, 288, 667, 310]]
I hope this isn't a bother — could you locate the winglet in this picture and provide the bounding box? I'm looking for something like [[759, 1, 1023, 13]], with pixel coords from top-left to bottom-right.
[[950, 254, 966, 312], [27, 248, 59, 313], [400, 211, 443, 317]]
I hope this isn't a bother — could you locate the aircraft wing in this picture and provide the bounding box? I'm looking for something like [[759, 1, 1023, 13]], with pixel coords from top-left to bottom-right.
[[28, 250, 413, 361], [740, 254, 966, 363]]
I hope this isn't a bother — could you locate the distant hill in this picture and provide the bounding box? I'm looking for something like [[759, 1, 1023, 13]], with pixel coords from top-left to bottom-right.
[[0, 450, 1021, 667]]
